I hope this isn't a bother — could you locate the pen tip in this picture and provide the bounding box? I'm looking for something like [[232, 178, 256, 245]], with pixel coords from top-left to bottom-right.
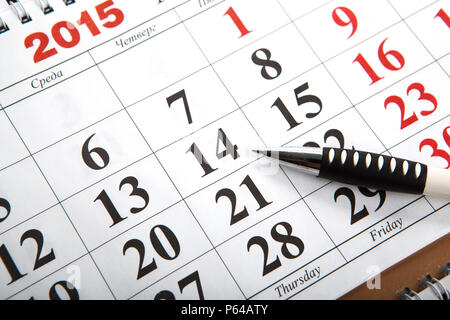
[[252, 149, 270, 156]]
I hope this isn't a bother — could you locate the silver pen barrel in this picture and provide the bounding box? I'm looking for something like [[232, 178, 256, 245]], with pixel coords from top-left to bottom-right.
[[253, 147, 322, 176]]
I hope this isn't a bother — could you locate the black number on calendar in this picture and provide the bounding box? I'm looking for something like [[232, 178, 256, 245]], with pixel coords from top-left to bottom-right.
[[123, 225, 180, 280], [216, 175, 272, 226], [0, 229, 55, 284], [272, 82, 323, 131], [0, 198, 11, 223], [95, 176, 150, 227], [251, 48, 283, 80], [334, 187, 386, 225], [154, 271, 205, 300], [187, 128, 239, 177], [303, 128, 350, 150], [247, 222, 305, 276], [82, 134, 110, 170], [30, 280, 80, 300], [167, 89, 193, 124]]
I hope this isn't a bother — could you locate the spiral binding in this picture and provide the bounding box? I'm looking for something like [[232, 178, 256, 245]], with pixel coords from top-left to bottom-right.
[[0, 0, 76, 33], [398, 263, 450, 300]]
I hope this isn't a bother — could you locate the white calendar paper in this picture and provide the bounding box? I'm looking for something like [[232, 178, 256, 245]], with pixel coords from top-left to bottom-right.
[[0, 0, 448, 300]]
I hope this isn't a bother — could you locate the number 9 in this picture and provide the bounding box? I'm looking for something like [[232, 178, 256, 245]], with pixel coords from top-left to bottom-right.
[[332, 6, 358, 39]]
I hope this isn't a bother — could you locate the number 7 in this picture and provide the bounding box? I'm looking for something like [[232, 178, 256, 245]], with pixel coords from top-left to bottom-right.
[[167, 89, 193, 124]]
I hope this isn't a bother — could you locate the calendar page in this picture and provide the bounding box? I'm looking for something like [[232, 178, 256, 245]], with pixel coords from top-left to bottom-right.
[[0, 0, 448, 300]]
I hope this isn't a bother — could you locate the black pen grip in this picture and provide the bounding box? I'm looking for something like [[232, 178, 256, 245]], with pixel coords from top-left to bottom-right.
[[318, 148, 427, 194]]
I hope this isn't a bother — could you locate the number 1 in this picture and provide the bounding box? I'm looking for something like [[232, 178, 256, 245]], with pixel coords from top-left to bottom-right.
[[224, 7, 252, 38]]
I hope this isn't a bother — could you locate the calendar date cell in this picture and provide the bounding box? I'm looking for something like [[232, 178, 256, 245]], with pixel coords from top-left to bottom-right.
[[179, 0, 290, 63], [0, 158, 56, 236], [214, 24, 319, 106], [389, 121, 450, 209], [132, 251, 245, 300], [157, 111, 264, 197], [185, 162, 299, 246], [95, 23, 208, 107], [282, 108, 386, 198], [243, 65, 351, 147], [91, 202, 212, 299], [296, 0, 399, 62], [127, 67, 238, 151], [356, 63, 449, 149], [0, 206, 86, 299], [326, 23, 433, 104], [10, 255, 114, 300], [62, 155, 181, 250], [406, 1, 450, 59], [303, 181, 420, 249], [33, 111, 150, 200], [0, 112, 29, 171], [217, 201, 336, 298], [6, 66, 123, 154]]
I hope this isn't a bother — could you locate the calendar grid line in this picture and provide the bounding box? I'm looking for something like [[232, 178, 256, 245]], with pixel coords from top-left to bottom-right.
[[278, 166, 349, 263], [0, 202, 60, 238], [5, 252, 92, 300], [58, 153, 153, 203], [0, 108, 118, 300], [126, 248, 233, 300], [387, 115, 449, 159], [437, 53, 449, 77], [287, 202, 449, 300], [386, 0, 449, 77], [329, 195, 425, 248], [87, 50, 249, 299], [0, 153, 29, 175], [175, 6, 354, 286]]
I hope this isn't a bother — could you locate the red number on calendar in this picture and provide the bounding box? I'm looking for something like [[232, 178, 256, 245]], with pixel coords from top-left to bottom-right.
[[52, 22, 81, 48], [24, 32, 58, 63], [353, 38, 405, 85], [419, 126, 450, 169], [96, 0, 125, 28], [384, 82, 438, 130], [435, 8, 450, 28], [224, 6, 252, 38], [332, 6, 358, 39], [78, 11, 101, 36], [24, 0, 125, 63]]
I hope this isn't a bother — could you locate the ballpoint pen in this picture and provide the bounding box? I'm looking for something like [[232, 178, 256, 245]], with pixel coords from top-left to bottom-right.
[[253, 147, 450, 199]]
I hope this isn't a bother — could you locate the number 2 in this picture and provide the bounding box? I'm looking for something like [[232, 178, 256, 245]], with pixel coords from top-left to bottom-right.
[[384, 82, 438, 130], [24, 32, 58, 63]]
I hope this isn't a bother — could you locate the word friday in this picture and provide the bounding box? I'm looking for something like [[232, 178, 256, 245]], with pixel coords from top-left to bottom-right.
[[370, 218, 403, 242]]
